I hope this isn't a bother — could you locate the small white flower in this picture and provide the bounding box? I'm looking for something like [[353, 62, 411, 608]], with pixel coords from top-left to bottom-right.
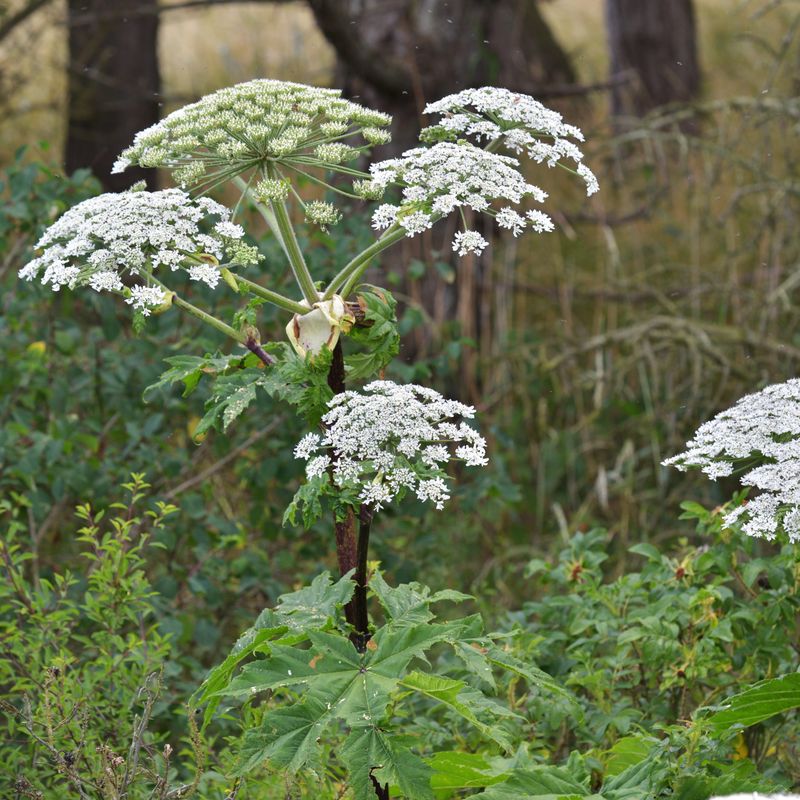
[[187, 264, 221, 289], [304, 200, 342, 229], [306, 455, 332, 480], [421, 87, 598, 197], [526, 209, 555, 233], [214, 221, 245, 239], [371, 204, 398, 230], [423, 87, 584, 143], [254, 177, 290, 202], [709, 794, 800, 800], [577, 162, 600, 197], [415, 477, 451, 510], [294, 432, 322, 459], [124, 285, 167, 316], [452, 230, 489, 257], [401, 211, 434, 236], [41, 260, 80, 291], [88, 270, 124, 293], [495, 207, 527, 236]]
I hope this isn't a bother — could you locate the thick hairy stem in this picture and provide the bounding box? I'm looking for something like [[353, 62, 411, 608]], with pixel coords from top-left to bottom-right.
[[352, 503, 374, 651], [334, 508, 358, 624], [370, 774, 390, 800], [326, 341, 360, 634], [326, 341, 373, 650]]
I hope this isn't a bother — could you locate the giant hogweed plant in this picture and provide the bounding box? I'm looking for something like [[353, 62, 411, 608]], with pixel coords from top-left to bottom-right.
[[19, 81, 599, 797]]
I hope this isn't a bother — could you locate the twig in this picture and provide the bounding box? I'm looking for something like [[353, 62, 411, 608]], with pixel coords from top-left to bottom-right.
[[0, 0, 52, 42], [162, 419, 282, 500], [122, 672, 161, 793]]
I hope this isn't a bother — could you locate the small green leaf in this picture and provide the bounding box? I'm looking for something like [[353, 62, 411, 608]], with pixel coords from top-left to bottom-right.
[[602, 736, 654, 777], [472, 765, 588, 799], [370, 572, 471, 627], [399, 671, 513, 750], [235, 700, 327, 775], [276, 570, 355, 630], [283, 474, 329, 528], [342, 725, 434, 800], [143, 352, 254, 402], [428, 751, 506, 791], [486, 646, 578, 710], [627, 543, 662, 562], [601, 752, 668, 800], [194, 367, 278, 435], [345, 288, 400, 380]]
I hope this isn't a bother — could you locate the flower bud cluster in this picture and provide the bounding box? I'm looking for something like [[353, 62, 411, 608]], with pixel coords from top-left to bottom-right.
[[294, 381, 488, 511], [420, 86, 599, 197], [112, 79, 391, 187], [664, 379, 800, 542], [359, 142, 550, 256], [304, 200, 342, 230], [18, 188, 252, 315]]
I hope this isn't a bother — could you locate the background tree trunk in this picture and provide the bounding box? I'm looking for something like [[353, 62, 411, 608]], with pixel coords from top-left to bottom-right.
[[308, 0, 576, 153], [66, 0, 161, 189], [606, 0, 700, 118]]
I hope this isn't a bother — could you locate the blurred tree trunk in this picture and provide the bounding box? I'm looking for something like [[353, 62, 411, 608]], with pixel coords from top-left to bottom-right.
[[308, 0, 576, 152], [606, 0, 700, 117], [66, 0, 160, 189]]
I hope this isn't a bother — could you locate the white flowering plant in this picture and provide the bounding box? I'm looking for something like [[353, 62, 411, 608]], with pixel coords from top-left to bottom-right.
[[18, 79, 597, 799], [665, 378, 800, 543]]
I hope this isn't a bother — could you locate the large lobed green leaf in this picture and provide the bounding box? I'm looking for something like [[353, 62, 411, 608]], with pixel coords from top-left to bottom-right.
[[706, 672, 800, 734]]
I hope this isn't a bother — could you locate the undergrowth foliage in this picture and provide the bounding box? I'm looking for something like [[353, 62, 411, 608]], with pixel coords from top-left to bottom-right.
[[3, 63, 800, 800], [0, 477, 185, 798]]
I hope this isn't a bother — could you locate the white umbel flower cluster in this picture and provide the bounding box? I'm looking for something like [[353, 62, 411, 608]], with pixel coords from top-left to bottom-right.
[[664, 379, 800, 542], [710, 795, 800, 800], [421, 86, 599, 197], [294, 381, 488, 511], [112, 79, 391, 188], [362, 142, 549, 256], [18, 188, 247, 315]]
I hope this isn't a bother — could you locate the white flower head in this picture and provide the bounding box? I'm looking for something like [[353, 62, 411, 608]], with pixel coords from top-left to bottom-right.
[[18, 187, 247, 314], [365, 141, 551, 255], [709, 795, 800, 800], [421, 86, 599, 197], [294, 381, 488, 511], [664, 378, 800, 542], [114, 79, 391, 188]]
